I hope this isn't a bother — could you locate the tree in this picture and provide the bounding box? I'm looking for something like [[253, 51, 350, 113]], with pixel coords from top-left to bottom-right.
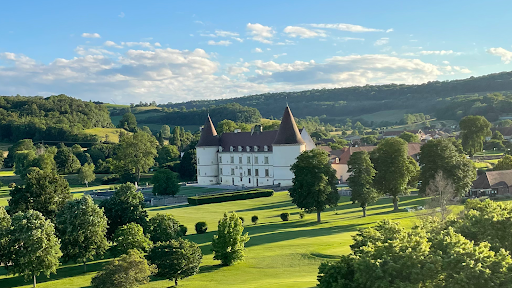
[[179, 149, 197, 180], [9, 168, 72, 220], [5, 139, 34, 168], [418, 138, 476, 196], [212, 212, 250, 266], [147, 239, 203, 286], [290, 149, 339, 222], [497, 119, 512, 127], [360, 135, 377, 145], [78, 163, 96, 187], [424, 171, 457, 221], [54, 146, 81, 174], [370, 138, 416, 211], [0, 150, 5, 169], [114, 132, 158, 183], [91, 249, 156, 288], [216, 119, 237, 135], [492, 130, 504, 141], [7, 210, 62, 288], [148, 213, 182, 243], [494, 155, 512, 171], [152, 169, 180, 196], [118, 112, 138, 132], [13, 150, 37, 178], [111, 223, 152, 257], [160, 125, 171, 138], [100, 183, 148, 238], [347, 151, 379, 217], [171, 126, 182, 148], [156, 145, 180, 166], [55, 195, 108, 272], [459, 115, 492, 156], [398, 131, 420, 143], [0, 207, 10, 265]]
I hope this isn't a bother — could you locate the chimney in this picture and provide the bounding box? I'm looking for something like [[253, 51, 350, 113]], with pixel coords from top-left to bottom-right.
[[234, 129, 241, 133]]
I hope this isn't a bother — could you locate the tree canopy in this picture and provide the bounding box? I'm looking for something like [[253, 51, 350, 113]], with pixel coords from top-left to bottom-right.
[[347, 151, 379, 217], [151, 169, 180, 196], [212, 212, 250, 266], [114, 132, 158, 182], [459, 115, 492, 156], [111, 223, 152, 258]]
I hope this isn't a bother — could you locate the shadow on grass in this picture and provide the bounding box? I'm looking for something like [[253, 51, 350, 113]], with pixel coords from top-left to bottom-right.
[[235, 200, 296, 213], [198, 264, 224, 275]]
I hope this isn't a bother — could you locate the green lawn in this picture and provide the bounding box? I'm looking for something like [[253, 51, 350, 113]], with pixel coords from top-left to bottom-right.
[[0, 191, 429, 288], [177, 186, 224, 197], [83, 127, 128, 143], [474, 150, 505, 156]]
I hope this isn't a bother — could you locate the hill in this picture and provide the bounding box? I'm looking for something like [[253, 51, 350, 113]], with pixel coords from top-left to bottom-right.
[[159, 71, 512, 125]]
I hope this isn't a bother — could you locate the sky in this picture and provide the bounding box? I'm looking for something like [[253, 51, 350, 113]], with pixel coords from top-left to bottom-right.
[[1, 0, 512, 105]]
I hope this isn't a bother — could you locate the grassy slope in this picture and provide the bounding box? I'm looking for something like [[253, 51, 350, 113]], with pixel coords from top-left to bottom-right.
[[82, 127, 127, 143], [0, 191, 428, 288]]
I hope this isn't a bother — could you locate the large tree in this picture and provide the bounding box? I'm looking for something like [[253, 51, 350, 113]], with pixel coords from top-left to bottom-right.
[[156, 145, 180, 166], [7, 210, 62, 288], [160, 125, 171, 138], [370, 138, 416, 211], [459, 115, 492, 156], [347, 151, 379, 217], [151, 169, 180, 196], [54, 146, 81, 174], [9, 168, 72, 220], [90, 249, 156, 288], [494, 155, 512, 171], [78, 163, 96, 187], [0, 207, 10, 266], [100, 183, 148, 238], [114, 132, 158, 183], [111, 223, 152, 258], [179, 149, 197, 180], [118, 112, 138, 132], [289, 149, 340, 222], [171, 126, 182, 148], [418, 138, 476, 196], [55, 195, 108, 272], [398, 131, 420, 143], [148, 213, 182, 243], [212, 212, 250, 266], [147, 238, 203, 286], [216, 119, 237, 135]]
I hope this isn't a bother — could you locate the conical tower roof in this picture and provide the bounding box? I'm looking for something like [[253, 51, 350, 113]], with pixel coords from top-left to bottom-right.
[[273, 106, 305, 145], [197, 115, 219, 147]]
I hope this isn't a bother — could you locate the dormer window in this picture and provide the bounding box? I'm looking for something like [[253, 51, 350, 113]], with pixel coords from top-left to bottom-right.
[[230, 146, 234, 152], [264, 145, 268, 152], [254, 146, 259, 152], [246, 146, 251, 152], [219, 146, 223, 152], [238, 146, 243, 152]]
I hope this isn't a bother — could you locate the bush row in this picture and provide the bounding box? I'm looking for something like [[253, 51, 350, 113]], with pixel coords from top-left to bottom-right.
[[187, 189, 274, 205]]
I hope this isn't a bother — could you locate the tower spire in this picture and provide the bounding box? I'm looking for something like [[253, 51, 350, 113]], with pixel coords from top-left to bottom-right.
[[197, 115, 219, 147], [273, 106, 305, 145]]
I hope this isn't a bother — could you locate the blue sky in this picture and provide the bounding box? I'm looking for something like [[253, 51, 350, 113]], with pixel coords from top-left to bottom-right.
[[1, 0, 512, 104]]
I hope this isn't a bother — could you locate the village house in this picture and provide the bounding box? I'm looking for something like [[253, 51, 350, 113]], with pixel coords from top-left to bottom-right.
[[381, 129, 425, 140], [470, 170, 512, 197]]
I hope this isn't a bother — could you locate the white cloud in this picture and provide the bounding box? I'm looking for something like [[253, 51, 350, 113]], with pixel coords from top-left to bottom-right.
[[247, 23, 274, 44], [208, 40, 232, 46], [215, 30, 239, 37], [226, 66, 250, 75], [487, 47, 512, 64], [337, 37, 365, 42], [374, 38, 389, 46], [82, 33, 101, 38], [253, 48, 263, 53], [419, 50, 461, 56], [118, 12, 125, 18], [309, 23, 383, 32], [122, 42, 154, 49], [442, 60, 450, 64], [104, 41, 123, 48], [386, 28, 394, 33], [74, 46, 116, 56], [283, 26, 326, 38], [273, 53, 287, 59], [194, 20, 204, 25], [453, 66, 471, 73], [154, 42, 162, 47]]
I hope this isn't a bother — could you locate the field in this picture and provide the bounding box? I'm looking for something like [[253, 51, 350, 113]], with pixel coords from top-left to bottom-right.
[[83, 128, 128, 143], [356, 109, 407, 123], [0, 190, 428, 288]]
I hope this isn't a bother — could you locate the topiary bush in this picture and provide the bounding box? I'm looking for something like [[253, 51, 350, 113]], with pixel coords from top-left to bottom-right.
[[179, 224, 188, 236], [280, 212, 290, 221], [299, 211, 305, 219], [251, 215, 259, 224], [195, 221, 208, 234]]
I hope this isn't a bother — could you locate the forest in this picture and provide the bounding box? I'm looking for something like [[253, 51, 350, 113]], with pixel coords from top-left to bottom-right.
[[158, 71, 512, 123]]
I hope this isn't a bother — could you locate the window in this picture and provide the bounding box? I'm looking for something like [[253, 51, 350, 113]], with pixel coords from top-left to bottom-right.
[[264, 145, 268, 151], [254, 146, 258, 152], [220, 177, 223, 182], [231, 168, 235, 175], [239, 157, 242, 164], [247, 156, 251, 164], [248, 169, 251, 176], [220, 168, 223, 175], [230, 146, 234, 152], [219, 146, 223, 152], [198, 169, 200, 175], [255, 169, 259, 176], [219, 156, 222, 163], [255, 156, 259, 164], [238, 146, 243, 152], [246, 146, 250, 152], [230, 156, 234, 163], [197, 158, 200, 165], [249, 178, 251, 184], [264, 156, 269, 164], [265, 169, 269, 177]]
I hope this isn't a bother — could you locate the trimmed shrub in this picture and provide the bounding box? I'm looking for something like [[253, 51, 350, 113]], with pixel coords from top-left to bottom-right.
[[251, 215, 259, 224], [187, 189, 274, 206], [179, 224, 188, 236], [195, 222, 208, 234], [239, 216, 245, 224], [280, 212, 290, 221], [299, 211, 305, 219]]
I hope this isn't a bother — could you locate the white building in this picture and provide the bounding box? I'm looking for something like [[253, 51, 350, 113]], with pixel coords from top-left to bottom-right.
[[196, 106, 315, 187]]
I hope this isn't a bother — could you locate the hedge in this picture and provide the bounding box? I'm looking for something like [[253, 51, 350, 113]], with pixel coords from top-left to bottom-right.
[[187, 189, 274, 205]]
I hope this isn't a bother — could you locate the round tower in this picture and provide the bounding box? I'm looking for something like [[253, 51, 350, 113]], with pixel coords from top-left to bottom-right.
[[272, 106, 306, 187], [196, 115, 220, 185]]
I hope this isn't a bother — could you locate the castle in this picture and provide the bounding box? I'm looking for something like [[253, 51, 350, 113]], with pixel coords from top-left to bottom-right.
[[196, 106, 315, 187]]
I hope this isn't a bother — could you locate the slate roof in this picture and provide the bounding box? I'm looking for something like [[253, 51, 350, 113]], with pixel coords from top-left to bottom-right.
[[219, 130, 278, 152], [273, 106, 305, 145], [472, 170, 512, 189], [197, 115, 219, 147], [493, 127, 512, 137]]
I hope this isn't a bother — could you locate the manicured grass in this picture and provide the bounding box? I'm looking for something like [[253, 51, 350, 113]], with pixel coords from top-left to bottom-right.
[[473, 161, 492, 169], [83, 127, 128, 143], [0, 191, 429, 288], [0, 171, 14, 176], [474, 150, 505, 156], [177, 186, 224, 197]]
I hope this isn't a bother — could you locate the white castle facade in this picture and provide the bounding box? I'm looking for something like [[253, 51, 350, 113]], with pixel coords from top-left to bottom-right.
[[196, 106, 315, 187]]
